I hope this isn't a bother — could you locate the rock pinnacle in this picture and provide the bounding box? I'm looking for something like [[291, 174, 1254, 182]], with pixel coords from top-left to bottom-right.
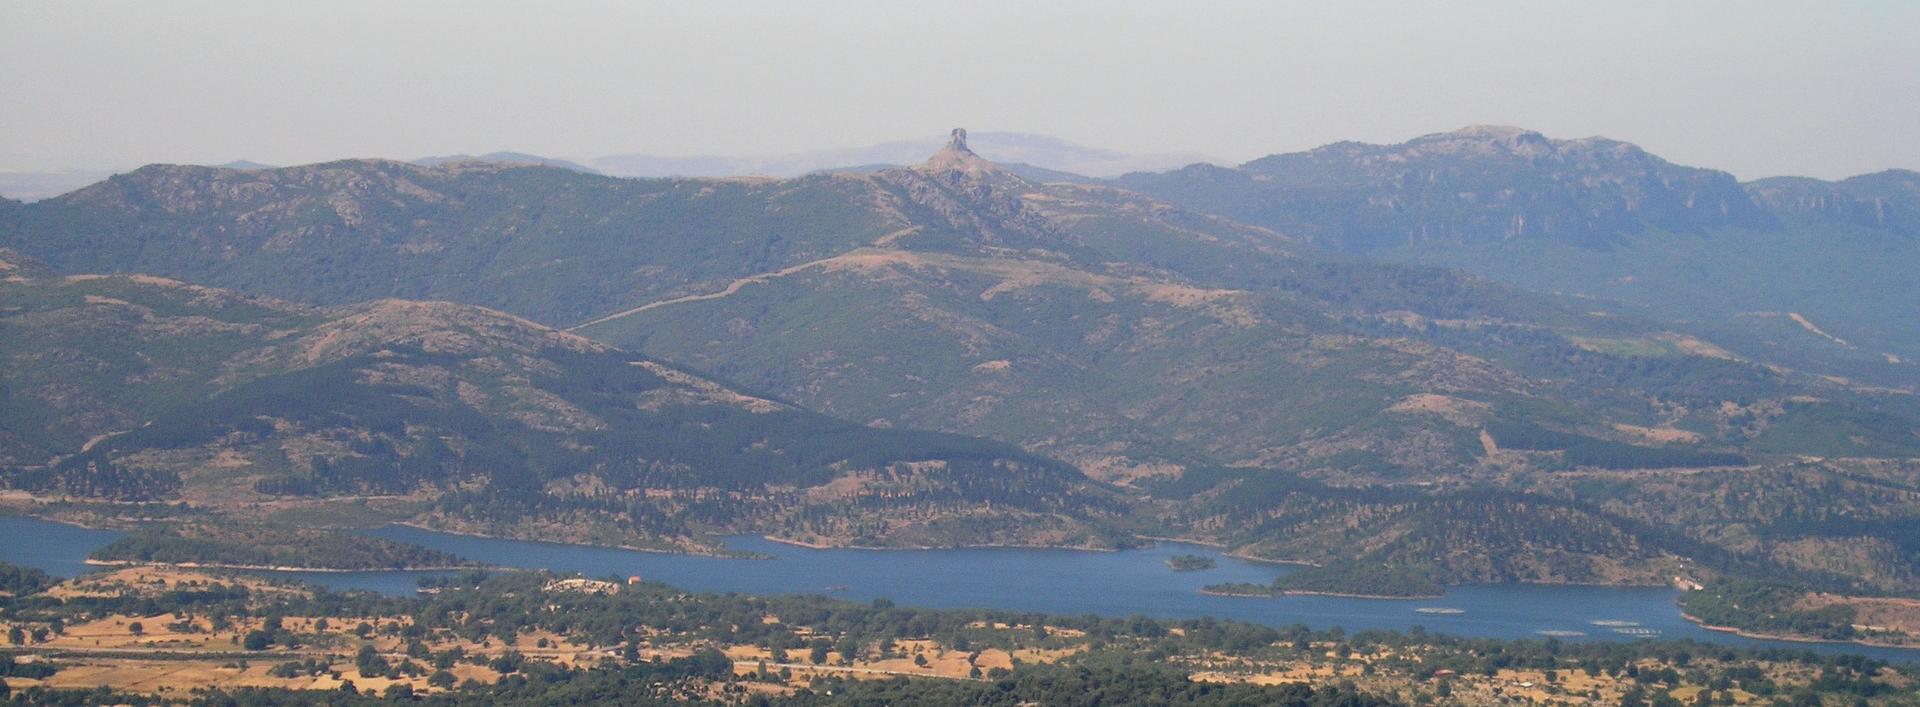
[[920, 127, 999, 176]]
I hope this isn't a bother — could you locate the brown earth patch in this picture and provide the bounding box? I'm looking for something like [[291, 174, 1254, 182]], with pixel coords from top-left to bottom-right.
[[1611, 423, 1702, 444], [1386, 393, 1490, 426]]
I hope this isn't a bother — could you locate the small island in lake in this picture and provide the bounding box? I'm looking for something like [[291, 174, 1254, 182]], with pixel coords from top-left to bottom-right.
[[88, 523, 476, 572], [1205, 560, 1443, 599], [1273, 560, 1443, 598], [1165, 554, 1217, 571]]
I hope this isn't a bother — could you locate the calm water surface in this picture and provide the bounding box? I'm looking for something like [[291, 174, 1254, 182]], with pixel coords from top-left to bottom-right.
[[4, 515, 1914, 663], [0, 516, 125, 577]]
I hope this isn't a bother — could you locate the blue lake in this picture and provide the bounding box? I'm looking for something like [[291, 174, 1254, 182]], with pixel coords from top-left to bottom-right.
[[4, 515, 1914, 663]]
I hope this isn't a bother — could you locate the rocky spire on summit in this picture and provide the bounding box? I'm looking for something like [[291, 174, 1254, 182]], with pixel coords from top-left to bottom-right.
[[920, 127, 1005, 178]]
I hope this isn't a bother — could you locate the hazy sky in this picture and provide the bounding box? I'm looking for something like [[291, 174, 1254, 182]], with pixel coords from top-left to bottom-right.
[[3, 0, 1916, 179]]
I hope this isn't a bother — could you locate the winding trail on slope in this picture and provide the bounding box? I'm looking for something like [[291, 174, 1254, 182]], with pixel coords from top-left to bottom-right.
[[565, 254, 858, 332], [566, 242, 1247, 332], [566, 225, 922, 332], [1786, 312, 1852, 349]]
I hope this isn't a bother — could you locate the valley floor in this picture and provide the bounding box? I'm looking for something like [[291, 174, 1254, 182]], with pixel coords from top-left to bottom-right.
[[5, 565, 1916, 705]]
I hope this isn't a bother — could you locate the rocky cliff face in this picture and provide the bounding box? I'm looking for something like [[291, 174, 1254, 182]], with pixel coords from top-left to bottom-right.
[[1745, 169, 1920, 236]]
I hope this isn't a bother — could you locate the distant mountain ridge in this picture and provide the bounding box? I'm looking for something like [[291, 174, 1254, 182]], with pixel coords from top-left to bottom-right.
[[590, 131, 1214, 179], [412, 151, 600, 174], [1745, 169, 1920, 233], [3, 139, 1912, 478], [1110, 126, 1920, 376], [0, 158, 908, 324], [0, 170, 118, 202], [1115, 125, 1779, 252], [2, 136, 1918, 591]]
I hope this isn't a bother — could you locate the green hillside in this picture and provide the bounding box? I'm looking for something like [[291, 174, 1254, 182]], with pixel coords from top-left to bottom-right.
[[2, 141, 1917, 593], [0, 269, 1123, 552], [0, 160, 904, 324], [1111, 127, 1920, 381], [578, 144, 1915, 484]]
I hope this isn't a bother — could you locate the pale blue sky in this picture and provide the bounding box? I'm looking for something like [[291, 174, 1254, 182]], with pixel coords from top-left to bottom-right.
[[2, 0, 1915, 179]]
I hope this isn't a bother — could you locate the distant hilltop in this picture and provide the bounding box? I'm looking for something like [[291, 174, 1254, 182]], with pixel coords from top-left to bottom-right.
[[587, 130, 1216, 180]]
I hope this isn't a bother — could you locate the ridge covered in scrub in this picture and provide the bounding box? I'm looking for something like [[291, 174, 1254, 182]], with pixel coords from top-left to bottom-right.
[[2, 134, 1917, 624], [0, 267, 1122, 552]]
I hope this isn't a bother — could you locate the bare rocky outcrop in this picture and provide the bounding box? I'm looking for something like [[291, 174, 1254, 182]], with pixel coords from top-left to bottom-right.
[[1745, 169, 1920, 235]]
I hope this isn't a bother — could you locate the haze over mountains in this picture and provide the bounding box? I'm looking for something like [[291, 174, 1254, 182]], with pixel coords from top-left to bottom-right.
[[588, 131, 1215, 180], [0, 169, 119, 203], [15, 121, 1913, 381], [7, 2, 1920, 696], [0, 131, 1207, 202], [411, 152, 600, 174], [1113, 126, 1920, 383], [2, 126, 1917, 597]]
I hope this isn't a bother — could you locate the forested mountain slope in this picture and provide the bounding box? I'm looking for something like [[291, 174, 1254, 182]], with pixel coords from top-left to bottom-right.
[[3, 137, 1918, 591], [582, 138, 1919, 482], [1111, 127, 1920, 380], [2, 138, 1913, 483], [0, 263, 1121, 551], [0, 160, 902, 324]]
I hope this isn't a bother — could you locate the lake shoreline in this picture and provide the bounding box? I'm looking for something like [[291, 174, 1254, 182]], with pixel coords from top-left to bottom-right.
[[389, 522, 763, 558], [0, 508, 124, 532], [1135, 535, 1231, 549], [1135, 535, 1323, 567], [1281, 589, 1444, 600], [1679, 611, 1916, 650], [10, 516, 1919, 663], [394, 524, 1104, 558], [83, 559, 474, 574], [1220, 548, 1317, 567], [761, 535, 1119, 553], [1200, 585, 1443, 601]]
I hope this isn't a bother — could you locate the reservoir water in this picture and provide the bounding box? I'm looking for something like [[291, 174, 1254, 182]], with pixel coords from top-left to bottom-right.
[[3, 515, 1914, 663]]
